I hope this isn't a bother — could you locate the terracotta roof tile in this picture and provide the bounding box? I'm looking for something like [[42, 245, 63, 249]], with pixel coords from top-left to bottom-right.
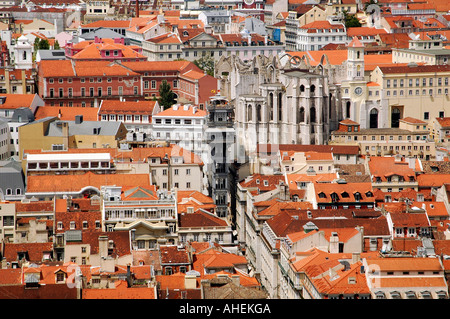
[[99, 99, 157, 115], [159, 245, 190, 265], [35, 106, 99, 121], [368, 156, 417, 183], [179, 210, 228, 228], [3, 242, 53, 263], [26, 171, 151, 193], [0, 94, 38, 109], [82, 280, 156, 299]]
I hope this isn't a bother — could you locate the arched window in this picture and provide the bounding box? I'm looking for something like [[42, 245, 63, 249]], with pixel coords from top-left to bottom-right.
[[278, 92, 282, 122], [247, 104, 252, 122], [370, 108, 378, 128], [269, 93, 274, 121], [310, 107, 316, 123], [300, 85, 305, 92], [391, 107, 401, 128], [256, 104, 262, 122], [298, 107, 305, 123], [23, 51, 27, 61], [346, 101, 351, 118], [310, 85, 316, 94]]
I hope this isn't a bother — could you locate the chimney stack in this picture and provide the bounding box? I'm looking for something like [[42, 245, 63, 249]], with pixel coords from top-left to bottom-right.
[[126, 264, 133, 287]]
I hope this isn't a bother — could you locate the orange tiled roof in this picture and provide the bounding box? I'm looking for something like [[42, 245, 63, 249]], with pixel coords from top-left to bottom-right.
[[314, 182, 374, 203], [347, 27, 387, 37], [0, 94, 37, 109], [368, 156, 416, 183], [400, 117, 427, 125], [38, 60, 140, 78], [121, 60, 196, 73], [147, 32, 181, 44], [181, 69, 208, 80], [286, 173, 337, 190], [313, 262, 370, 296], [159, 245, 190, 265], [388, 211, 430, 228], [99, 100, 157, 115], [70, 41, 145, 60], [193, 250, 247, 274], [377, 276, 447, 288], [365, 256, 443, 271], [3, 242, 53, 262], [82, 280, 156, 299], [348, 36, 364, 48], [26, 171, 151, 193], [435, 117, 450, 128], [0, 268, 22, 285], [179, 210, 227, 228], [34, 106, 99, 121], [417, 174, 450, 187], [411, 202, 449, 218]]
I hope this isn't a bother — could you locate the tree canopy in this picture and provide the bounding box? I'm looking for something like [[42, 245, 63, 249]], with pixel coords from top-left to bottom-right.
[[193, 55, 215, 77], [158, 80, 176, 110], [343, 11, 362, 28]]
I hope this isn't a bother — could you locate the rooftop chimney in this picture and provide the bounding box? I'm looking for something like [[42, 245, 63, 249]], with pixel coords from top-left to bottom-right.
[[126, 264, 133, 287]]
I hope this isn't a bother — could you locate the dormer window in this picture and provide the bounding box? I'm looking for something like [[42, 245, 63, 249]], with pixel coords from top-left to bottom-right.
[[318, 192, 326, 198], [331, 192, 339, 202], [55, 271, 66, 283]]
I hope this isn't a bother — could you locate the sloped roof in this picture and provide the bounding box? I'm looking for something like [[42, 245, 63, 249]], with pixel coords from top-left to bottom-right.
[[26, 171, 151, 193], [159, 245, 190, 265], [0, 94, 38, 109], [82, 280, 156, 299], [3, 242, 54, 262], [179, 210, 228, 228], [99, 100, 157, 115], [34, 106, 99, 121], [368, 156, 416, 183]]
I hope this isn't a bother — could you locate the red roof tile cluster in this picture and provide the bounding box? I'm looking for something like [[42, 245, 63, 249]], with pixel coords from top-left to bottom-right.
[[38, 60, 140, 78], [34, 106, 100, 122], [368, 156, 416, 183], [314, 182, 375, 203], [159, 245, 190, 265], [82, 280, 156, 299], [239, 174, 287, 193], [0, 94, 38, 109], [2, 242, 54, 263], [179, 210, 228, 228], [99, 99, 157, 116], [26, 171, 151, 193]]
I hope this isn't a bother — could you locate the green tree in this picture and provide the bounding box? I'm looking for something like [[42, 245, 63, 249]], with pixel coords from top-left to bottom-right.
[[38, 39, 50, 50], [158, 80, 176, 110], [54, 40, 60, 50], [343, 11, 362, 28], [193, 55, 215, 77]]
